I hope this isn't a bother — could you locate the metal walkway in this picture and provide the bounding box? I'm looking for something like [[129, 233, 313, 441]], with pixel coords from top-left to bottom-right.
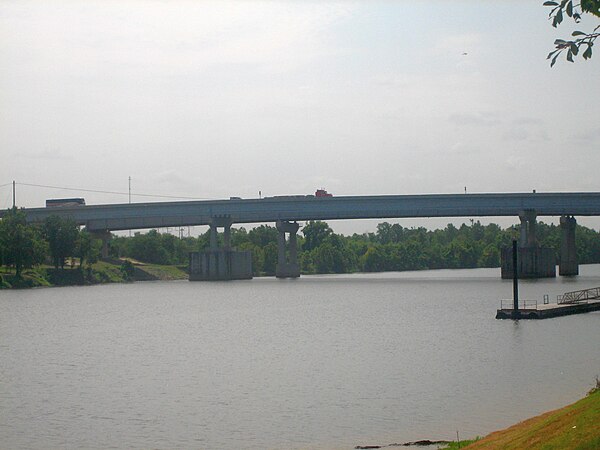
[[557, 287, 600, 304]]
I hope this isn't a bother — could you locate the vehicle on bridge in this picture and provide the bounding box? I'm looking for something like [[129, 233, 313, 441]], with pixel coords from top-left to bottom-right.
[[46, 198, 86, 208], [315, 189, 333, 197]]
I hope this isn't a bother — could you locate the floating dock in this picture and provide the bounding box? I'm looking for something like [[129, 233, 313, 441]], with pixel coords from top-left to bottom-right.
[[496, 300, 600, 319], [496, 287, 600, 320]]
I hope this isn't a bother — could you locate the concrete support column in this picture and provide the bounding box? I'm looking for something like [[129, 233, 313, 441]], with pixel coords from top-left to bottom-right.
[[519, 219, 527, 248], [559, 215, 578, 276], [90, 230, 112, 259], [208, 216, 233, 251], [519, 210, 537, 248], [289, 231, 298, 264], [277, 230, 286, 264], [209, 225, 218, 251], [275, 220, 300, 278]]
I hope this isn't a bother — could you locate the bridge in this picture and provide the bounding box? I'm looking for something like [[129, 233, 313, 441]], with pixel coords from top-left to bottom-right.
[[2, 191, 600, 279]]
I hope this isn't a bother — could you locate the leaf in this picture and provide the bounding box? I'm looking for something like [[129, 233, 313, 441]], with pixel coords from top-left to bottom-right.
[[551, 53, 560, 67], [543, 1, 558, 5], [554, 39, 567, 45], [566, 1, 573, 17], [582, 45, 593, 59], [570, 43, 579, 55], [553, 8, 563, 27], [572, 30, 586, 36], [567, 49, 574, 62]]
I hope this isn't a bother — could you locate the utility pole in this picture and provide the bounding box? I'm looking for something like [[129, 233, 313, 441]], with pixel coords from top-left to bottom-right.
[[128, 176, 132, 237], [12, 180, 15, 208]]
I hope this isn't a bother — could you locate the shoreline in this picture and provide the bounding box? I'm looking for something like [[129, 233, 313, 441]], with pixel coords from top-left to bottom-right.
[[357, 386, 600, 450]]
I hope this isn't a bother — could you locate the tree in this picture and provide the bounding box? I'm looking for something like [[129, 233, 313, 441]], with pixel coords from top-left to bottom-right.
[[44, 215, 79, 269], [127, 230, 171, 264], [302, 221, 333, 251], [77, 230, 100, 269], [545, 0, 600, 66], [262, 241, 278, 275], [0, 208, 47, 277], [247, 225, 278, 248]]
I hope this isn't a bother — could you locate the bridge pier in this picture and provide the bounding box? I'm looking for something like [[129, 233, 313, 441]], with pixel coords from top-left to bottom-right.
[[209, 216, 233, 250], [276, 220, 300, 278], [90, 230, 111, 259], [519, 210, 538, 247], [189, 216, 252, 281], [560, 215, 578, 276], [501, 210, 556, 279]]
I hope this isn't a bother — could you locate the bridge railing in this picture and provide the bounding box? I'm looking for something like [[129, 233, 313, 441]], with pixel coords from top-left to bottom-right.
[[557, 287, 600, 304]]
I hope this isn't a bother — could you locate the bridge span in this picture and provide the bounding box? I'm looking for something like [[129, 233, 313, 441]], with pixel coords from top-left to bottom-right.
[[3, 191, 599, 279], [5, 192, 600, 231]]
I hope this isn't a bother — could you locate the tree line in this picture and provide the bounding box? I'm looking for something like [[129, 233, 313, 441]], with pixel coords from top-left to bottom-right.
[[2, 207, 599, 278], [112, 219, 600, 275], [0, 208, 100, 277]]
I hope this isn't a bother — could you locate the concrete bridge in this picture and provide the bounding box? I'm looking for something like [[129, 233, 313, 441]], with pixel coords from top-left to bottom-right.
[[3, 192, 600, 278]]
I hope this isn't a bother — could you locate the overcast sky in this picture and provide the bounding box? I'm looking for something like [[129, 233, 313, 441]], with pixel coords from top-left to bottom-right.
[[1, 1, 599, 233]]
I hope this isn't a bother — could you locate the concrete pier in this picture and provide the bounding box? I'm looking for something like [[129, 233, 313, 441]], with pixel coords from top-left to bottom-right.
[[519, 209, 538, 247], [209, 216, 233, 250], [189, 216, 253, 281], [560, 215, 578, 276], [501, 246, 556, 279], [189, 250, 252, 281], [276, 220, 300, 278], [90, 230, 112, 259], [501, 210, 556, 279]]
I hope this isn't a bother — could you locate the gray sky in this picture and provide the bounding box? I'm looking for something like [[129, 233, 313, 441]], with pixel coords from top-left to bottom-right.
[[1, 1, 599, 234]]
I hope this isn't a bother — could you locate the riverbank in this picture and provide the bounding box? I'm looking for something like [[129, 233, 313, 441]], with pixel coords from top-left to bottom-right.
[[461, 385, 600, 449], [0, 259, 188, 289], [357, 386, 600, 449]]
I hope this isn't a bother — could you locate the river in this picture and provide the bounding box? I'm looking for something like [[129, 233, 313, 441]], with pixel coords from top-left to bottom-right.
[[1, 265, 600, 449]]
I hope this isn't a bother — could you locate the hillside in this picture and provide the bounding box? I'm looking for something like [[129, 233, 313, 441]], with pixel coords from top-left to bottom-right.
[[463, 387, 600, 450]]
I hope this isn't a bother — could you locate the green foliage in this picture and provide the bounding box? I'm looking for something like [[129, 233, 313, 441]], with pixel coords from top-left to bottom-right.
[[120, 260, 135, 281], [262, 241, 278, 275], [439, 438, 481, 449], [2, 215, 600, 282], [302, 221, 333, 251], [301, 219, 599, 275], [248, 225, 278, 247], [0, 208, 47, 277], [544, 0, 600, 65], [77, 230, 100, 269], [43, 215, 79, 269], [111, 230, 197, 265]]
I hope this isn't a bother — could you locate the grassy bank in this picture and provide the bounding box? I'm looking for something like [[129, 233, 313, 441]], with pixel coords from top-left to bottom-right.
[[457, 387, 600, 450], [0, 260, 188, 288]]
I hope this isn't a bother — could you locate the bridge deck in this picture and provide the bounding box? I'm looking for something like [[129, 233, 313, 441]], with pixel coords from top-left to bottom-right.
[[3, 191, 600, 232]]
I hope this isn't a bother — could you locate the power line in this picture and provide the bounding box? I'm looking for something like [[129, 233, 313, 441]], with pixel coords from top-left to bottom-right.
[[0, 182, 13, 188], [16, 182, 213, 201]]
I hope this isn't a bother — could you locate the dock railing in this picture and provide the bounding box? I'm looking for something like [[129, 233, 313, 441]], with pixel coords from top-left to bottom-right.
[[500, 299, 538, 310], [557, 287, 600, 304]]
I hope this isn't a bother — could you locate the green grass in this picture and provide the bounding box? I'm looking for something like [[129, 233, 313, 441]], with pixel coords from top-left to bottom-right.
[[0, 260, 189, 289], [139, 264, 188, 280], [464, 389, 600, 450], [440, 439, 480, 449]]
